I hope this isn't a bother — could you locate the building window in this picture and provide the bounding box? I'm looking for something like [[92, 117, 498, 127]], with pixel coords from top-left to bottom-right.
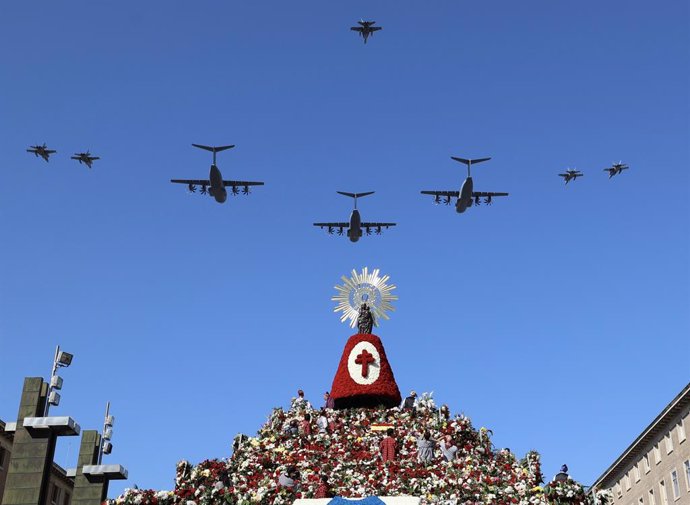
[[635, 463, 641, 482], [665, 433, 673, 454], [617, 483, 623, 498], [659, 480, 668, 505], [0, 446, 6, 470], [645, 454, 652, 473], [639, 497, 644, 505], [684, 460, 690, 491], [679, 418, 687, 444], [649, 489, 656, 505], [63, 491, 70, 505], [671, 470, 680, 499], [50, 484, 61, 505], [626, 473, 632, 491], [655, 443, 662, 464]]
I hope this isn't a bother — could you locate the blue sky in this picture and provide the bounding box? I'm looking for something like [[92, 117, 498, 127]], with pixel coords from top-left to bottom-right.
[[1, 0, 688, 497]]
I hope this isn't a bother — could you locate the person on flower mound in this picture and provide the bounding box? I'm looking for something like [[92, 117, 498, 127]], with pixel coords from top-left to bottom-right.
[[323, 391, 335, 409], [439, 434, 458, 461], [379, 427, 397, 462], [401, 390, 417, 410], [300, 413, 312, 436], [438, 404, 450, 424], [416, 430, 436, 464], [292, 389, 312, 410], [316, 409, 328, 434], [278, 466, 300, 489], [553, 464, 569, 482], [314, 475, 334, 498]]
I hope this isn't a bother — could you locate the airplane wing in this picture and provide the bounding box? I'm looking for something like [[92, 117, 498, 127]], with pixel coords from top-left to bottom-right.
[[421, 190, 460, 197], [26, 149, 37, 153], [170, 179, 211, 185], [350, 27, 364, 32], [370, 27, 382, 32], [361, 222, 396, 228], [472, 191, 508, 197], [223, 180, 264, 187], [313, 222, 349, 228], [90, 156, 100, 161], [46, 150, 56, 154]]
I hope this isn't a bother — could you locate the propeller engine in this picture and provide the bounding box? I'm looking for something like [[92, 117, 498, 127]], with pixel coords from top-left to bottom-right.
[[434, 195, 441, 205], [444, 195, 451, 205], [200, 185, 207, 195], [242, 185, 250, 195], [375, 226, 382, 235], [485, 195, 492, 205], [365, 227, 372, 236], [327, 226, 334, 235], [188, 183, 196, 193], [474, 195, 481, 206], [231, 186, 239, 195], [337, 227, 344, 236]]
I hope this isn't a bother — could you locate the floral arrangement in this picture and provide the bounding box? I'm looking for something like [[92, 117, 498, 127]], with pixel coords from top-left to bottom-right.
[[112, 395, 593, 505], [543, 479, 587, 505]]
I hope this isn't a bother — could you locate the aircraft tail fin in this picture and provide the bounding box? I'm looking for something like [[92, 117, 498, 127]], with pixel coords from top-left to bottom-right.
[[192, 144, 235, 153], [337, 191, 375, 199], [451, 156, 491, 166]]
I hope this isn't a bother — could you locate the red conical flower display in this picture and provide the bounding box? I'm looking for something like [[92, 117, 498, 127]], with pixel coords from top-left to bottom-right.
[[330, 333, 401, 409]]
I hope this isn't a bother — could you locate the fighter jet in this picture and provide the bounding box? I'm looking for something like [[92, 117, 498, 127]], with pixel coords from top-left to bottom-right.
[[314, 191, 395, 243], [170, 144, 264, 204], [71, 151, 100, 169], [558, 168, 583, 184], [421, 157, 509, 213], [350, 20, 382, 44], [27, 144, 56, 162], [604, 161, 629, 178]]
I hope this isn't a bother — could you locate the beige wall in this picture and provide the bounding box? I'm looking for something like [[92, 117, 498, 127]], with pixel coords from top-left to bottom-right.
[[45, 469, 73, 505], [608, 408, 689, 505]]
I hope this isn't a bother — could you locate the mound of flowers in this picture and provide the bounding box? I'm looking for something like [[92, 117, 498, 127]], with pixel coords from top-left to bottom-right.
[[112, 394, 606, 505]]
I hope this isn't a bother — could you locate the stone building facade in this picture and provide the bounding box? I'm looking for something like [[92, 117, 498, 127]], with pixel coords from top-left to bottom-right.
[[592, 383, 690, 505], [0, 421, 73, 505]]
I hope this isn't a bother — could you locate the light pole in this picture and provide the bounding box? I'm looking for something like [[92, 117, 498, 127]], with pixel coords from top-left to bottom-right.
[[98, 402, 114, 464], [45, 345, 74, 416]]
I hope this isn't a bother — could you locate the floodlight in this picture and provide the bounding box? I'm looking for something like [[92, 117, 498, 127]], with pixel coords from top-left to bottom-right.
[[103, 427, 113, 440], [48, 391, 61, 406], [57, 351, 73, 367], [105, 415, 115, 427], [50, 375, 63, 390], [102, 441, 112, 455]]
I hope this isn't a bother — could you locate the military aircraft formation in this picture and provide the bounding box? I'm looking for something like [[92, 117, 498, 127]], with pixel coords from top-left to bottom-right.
[[26, 144, 100, 168], [604, 161, 630, 178], [170, 144, 264, 204], [314, 192, 396, 242], [558, 169, 584, 184], [21, 19, 632, 244], [421, 157, 508, 213], [71, 151, 100, 169], [350, 20, 382, 44], [26, 144, 56, 162], [558, 161, 631, 185]]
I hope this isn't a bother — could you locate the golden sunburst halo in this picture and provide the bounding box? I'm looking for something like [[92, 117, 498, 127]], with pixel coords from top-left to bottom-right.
[[332, 267, 398, 328]]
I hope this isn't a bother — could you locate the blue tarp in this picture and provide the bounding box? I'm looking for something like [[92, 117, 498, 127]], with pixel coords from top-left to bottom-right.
[[327, 498, 386, 505]]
